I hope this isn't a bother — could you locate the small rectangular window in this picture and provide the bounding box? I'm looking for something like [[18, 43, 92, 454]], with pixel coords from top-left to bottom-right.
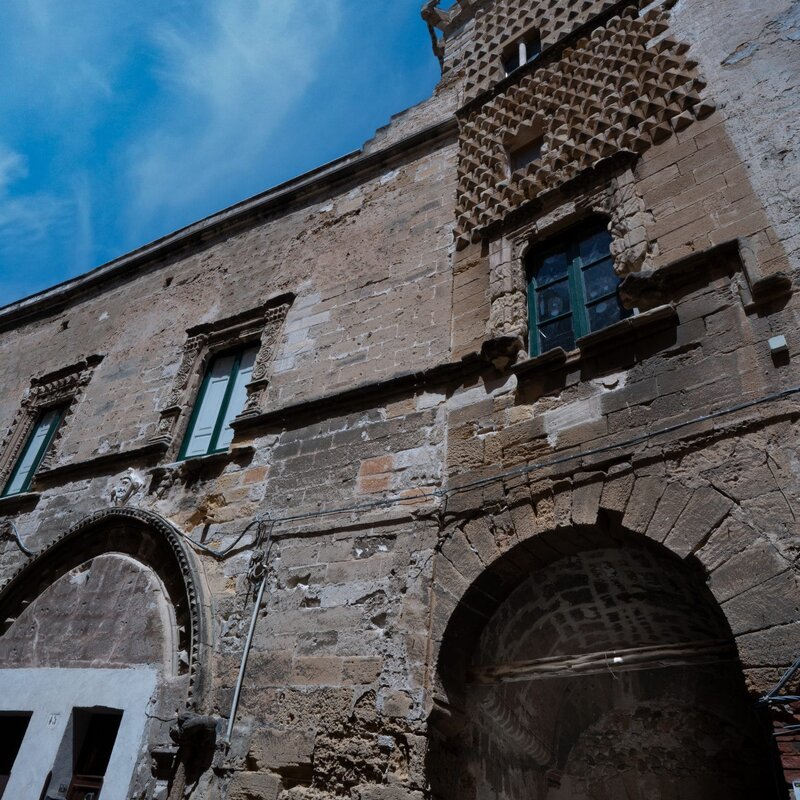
[[0, 712, 31, 798], [510, 137, 544, 174], [179, 345, 257, 460], [503, 32, 541, 76], [1, 406, 65, 497], [527, 220, 632, 356]]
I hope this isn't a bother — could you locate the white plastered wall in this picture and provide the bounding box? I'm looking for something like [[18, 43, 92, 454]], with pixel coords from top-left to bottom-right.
[[0, 667, 158, 799]]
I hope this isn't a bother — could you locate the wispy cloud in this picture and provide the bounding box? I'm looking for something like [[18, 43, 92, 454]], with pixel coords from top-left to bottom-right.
[[0, 144, 27, 192], [0, 143, 71, 252], [125, 0, 341, 238]]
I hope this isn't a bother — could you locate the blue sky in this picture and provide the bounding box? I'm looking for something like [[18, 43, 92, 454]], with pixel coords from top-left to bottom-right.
[[0, 0, 442, 305]]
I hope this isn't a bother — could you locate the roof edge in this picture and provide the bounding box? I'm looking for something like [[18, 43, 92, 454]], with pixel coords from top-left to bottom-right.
[[0, 116, 458, 332]]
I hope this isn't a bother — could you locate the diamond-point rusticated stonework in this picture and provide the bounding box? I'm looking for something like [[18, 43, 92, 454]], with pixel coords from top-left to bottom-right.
[[452, 0, 714, 250]]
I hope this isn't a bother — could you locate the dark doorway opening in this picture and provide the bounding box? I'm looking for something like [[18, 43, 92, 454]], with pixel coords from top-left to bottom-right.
[[428, 528, 786, 799], [0, 712, 32, 798]]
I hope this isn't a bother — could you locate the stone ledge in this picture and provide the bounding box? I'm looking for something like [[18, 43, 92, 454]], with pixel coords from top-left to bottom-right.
[[0, 492, 41, 516], [512, 304, 678, 380], [576, 303, 678, 353], [33, 441, 170, 488], [150, 445, 256, 482]]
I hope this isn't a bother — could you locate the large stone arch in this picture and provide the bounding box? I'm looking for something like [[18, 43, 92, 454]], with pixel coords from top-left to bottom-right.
[[426, 506, 785, 799], [0, 507, 211, 710]]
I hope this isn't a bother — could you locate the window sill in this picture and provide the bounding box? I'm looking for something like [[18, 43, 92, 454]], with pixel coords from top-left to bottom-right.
[[152, 445, 255, 481], [34, 441, 169, 487], [512, 304, 677, 379], [0, 491, 41, 514], [576, 304, 677, 353]]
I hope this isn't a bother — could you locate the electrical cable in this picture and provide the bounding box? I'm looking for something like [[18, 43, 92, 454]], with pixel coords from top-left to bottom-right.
[[224, 516, 274, 744], [6, 520, 36, 558], [181, 383, 800, 551]]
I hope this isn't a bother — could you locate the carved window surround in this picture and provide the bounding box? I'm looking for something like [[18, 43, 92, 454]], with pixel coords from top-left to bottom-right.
[[486, 166, 653, 345], [150, 295, 292, 454], [0, 355, 103, 491]]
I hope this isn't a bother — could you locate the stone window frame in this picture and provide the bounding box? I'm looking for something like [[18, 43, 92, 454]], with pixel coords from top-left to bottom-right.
[[526, 218, 633, 357], [501, 27, 541, 76], [0, 355, 103, 494], [487, 167, 654, 347], [150, 295, 292, 457]]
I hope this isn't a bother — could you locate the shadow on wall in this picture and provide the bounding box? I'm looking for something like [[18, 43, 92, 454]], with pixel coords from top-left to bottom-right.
[[427, 521, 785, 800]]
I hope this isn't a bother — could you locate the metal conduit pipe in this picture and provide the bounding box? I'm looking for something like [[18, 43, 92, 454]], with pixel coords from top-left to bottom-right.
[[224, 519, 274, 745]]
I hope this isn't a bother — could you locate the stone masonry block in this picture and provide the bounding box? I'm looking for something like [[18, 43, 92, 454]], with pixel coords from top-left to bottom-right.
[[599, 472, 634, 515], [248, 727, 315, 771], [622, 476, 666, 533], [709, 537, 793, 604], [440, 527, 486, 584], [722, 570, 800, 636], [228, 771, 281, 800], [342, 657, 383, 685], [663, 487, 734, 559], [571, 478, 603, 527], [645, 482, 693, 543]]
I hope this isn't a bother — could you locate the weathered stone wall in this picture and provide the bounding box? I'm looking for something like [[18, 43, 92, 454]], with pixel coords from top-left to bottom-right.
[[0, 0, 797, 797]]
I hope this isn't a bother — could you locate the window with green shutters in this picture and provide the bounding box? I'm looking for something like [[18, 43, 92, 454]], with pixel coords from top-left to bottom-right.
[[178, 344, 258, 460], [526, 220, 631, 356], [1, 405, 66, 496]]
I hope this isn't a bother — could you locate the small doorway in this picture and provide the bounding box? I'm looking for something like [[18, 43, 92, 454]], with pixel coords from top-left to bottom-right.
[[44, 708, 123, 800], [0, 712, 32, 797]]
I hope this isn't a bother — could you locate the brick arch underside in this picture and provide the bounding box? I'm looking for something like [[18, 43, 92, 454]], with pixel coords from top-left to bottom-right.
[[427, 522, 783, 800], [0, 508, 208, 710]]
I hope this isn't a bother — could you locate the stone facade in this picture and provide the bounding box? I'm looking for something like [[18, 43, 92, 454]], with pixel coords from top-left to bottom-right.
[[0, 0, 798, 798]]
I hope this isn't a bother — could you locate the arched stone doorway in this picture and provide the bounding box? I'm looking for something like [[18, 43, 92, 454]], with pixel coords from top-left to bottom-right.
[[0, 508, 212, 798], [428, 525, 784, 800]]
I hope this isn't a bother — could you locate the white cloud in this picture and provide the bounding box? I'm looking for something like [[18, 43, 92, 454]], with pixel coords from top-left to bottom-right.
[[0, 144, 27, 193], [125, 0, 341, 236], [0, 142, 71, 259]]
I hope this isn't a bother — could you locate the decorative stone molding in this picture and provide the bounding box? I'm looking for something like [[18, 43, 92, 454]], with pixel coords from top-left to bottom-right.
[[486, 168, 653, 342], [150, 296, 292, 451], [0, 355, 103, 490], [0, 507, 209, 710], [453, 1, 713, 248]]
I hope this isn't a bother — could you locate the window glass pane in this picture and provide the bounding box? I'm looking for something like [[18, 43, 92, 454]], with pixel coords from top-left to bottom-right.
[[216, 346, 257, 450], [4, 407, 62, 496], [578, 228, 612, 265], [534, 250, 568, 285], [510, 138, 543, 174], [503, 50, 520, 74], [587, 296, 631, 332], [537, 279, 571, 322], [582, 258, 618, 302], [538, 315, 575, 354], [525, 35, 541, 62], [182, 353, 237, 458]]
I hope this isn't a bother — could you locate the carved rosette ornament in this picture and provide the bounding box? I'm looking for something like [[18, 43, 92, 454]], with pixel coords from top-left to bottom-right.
[[0, 355, 103, 490]]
